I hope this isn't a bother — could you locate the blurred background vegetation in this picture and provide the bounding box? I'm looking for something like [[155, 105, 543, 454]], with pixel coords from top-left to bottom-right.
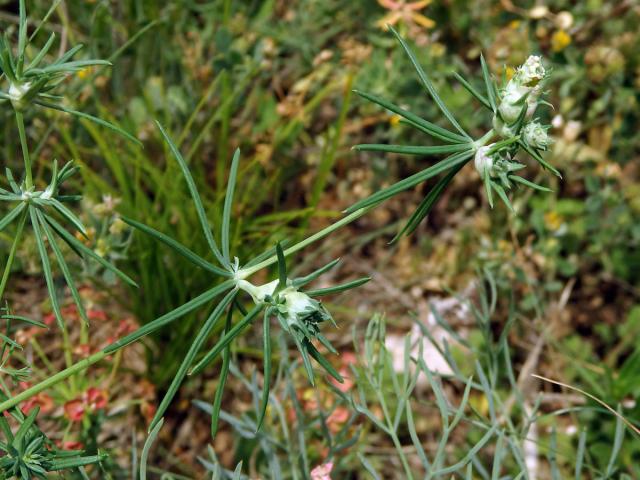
[[0, 0, 639, 477]]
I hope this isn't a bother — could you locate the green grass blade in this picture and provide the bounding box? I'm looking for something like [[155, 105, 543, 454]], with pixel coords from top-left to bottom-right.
[[43, 214, 138, 287], [122, 216, 231, 277], [211, 308, 233, 438], [189, 304, 263, 376], [36, 209, 88, 325], [353, 143, 470, 155], [353, 89, 466, 144], [306, 277, 370, 297], [222, 148, 240, 262], [34, 100, 142, 147], [155, 121, 228, 268], [30, 207, 64, 329], [105, 280, 235, 354], [256, 309, 272, 431], [149, 289, 237, 431], [575, 429, 586, 480], [345, 148, 474, 213], [389, 25, 471, 139]]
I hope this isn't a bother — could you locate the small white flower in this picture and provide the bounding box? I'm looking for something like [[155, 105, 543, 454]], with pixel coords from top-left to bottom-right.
[[8, 81, 32, 110], [474, 145, 494, 179], [515, 55, 546, 87], [237, 278, 278, 303]]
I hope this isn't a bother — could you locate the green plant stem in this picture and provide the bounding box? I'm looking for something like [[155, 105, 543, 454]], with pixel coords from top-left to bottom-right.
[[15, 110, 33, 189], [0, 350, 108, 413], [239, 206, 372, 278], [377, 389, 415, 480], [0, 210, 27, 302]]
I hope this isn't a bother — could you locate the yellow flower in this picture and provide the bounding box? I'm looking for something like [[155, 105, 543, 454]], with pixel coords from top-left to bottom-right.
[[551, 30, 571, 52], [504, 66, 516, 81], [77, 67, 91, 79], [376, 0, 435, 31], [389, 114, 401, 126], [544, 211, 563, 231]]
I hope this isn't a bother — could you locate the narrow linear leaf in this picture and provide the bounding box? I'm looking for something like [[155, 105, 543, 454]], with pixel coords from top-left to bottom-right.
[[35, 100, 142, 147], [257, 309, 272, 431], [292, 258, 340, 288], [222, 148, 240, 262], [105, 280, 235, 353], [36, 210, 88, 324], [353, 143, 470, 156], [389, 25, 471, 139], [30, 207, 64, 330], [155, 121, 228, 268], [306, 277, 370, 297], [480, 54, 497, 112], [211, 308, 233, 438], [189, 304, 264, 376], [150, 289, 237, 430], [122, 216, 231, 277], [140, 418, 163, 480], [452, 72, 491, 110], [354, 89, 466, 144], [346, 148, 474, 213], [0, 203, 26, 232]]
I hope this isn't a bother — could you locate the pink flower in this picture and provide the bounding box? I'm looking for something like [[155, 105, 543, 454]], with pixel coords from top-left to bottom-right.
[[310, 462, 334, 480]]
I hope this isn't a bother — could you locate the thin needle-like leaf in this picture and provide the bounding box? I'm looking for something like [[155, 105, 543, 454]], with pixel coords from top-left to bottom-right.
[[155, 121, 228, 269], [29, 207, 64, 329], [149, 289, 237, 431], [353, 143, 470, 156], [0, 203, 26, 232], [345, 148, 474, 213], [105, 280, 235, 353], [189, 304, 264, 376], [480, 54, 497, 112], [140, 418, 163, 480], [306, 277, 370, 297], [257, 309, 272, 431], [389, 25, 471, 139], [222, 148, 240, 262], [36, 209, 88, 325], [452, 72, 491, 110], [34, 100, 142, 147], [353, 90, 466, 144], [43, 214, 138, 287], [292, 258, 340, 288], [276, 242, 287, 290], [211, 308, 233, 438], [122, 216, 231, 277]]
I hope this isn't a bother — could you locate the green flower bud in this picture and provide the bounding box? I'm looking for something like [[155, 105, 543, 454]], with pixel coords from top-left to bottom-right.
[[523, 121, 552, 150], [277, 288, 330, 337]]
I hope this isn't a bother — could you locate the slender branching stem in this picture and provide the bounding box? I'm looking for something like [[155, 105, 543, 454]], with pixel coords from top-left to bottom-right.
[[238, 206, 372, 278], [15, 110, 33, 190]]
